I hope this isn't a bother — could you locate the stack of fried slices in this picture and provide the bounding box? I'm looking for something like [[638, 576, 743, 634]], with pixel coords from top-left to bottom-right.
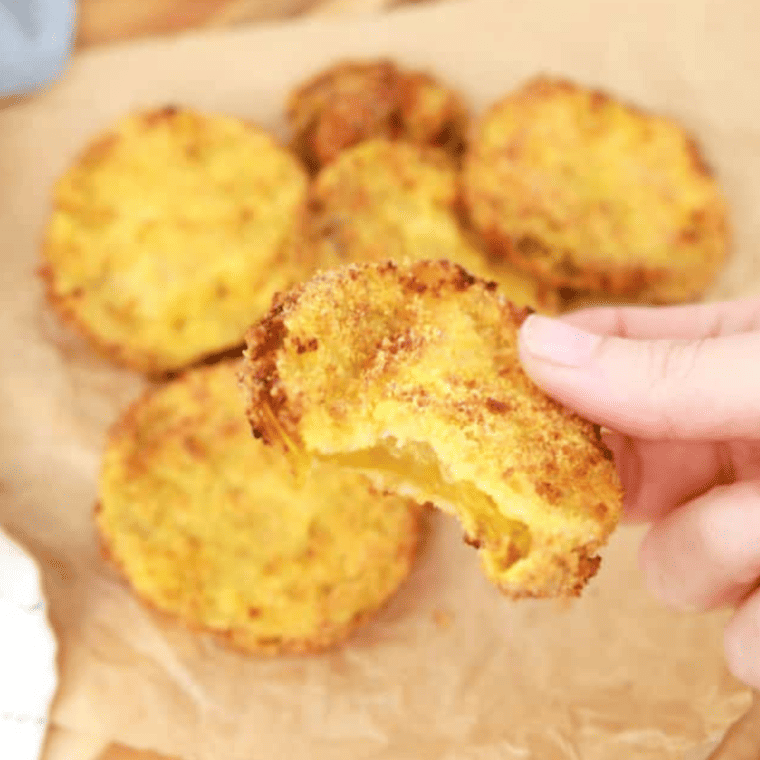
[[40, 60, 729, 652]]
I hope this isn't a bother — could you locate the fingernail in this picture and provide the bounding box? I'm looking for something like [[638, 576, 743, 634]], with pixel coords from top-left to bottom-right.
[[520, 315, 600, 368]]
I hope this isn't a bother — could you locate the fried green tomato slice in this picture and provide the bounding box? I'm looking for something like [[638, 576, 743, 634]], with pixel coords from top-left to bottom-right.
[[97, 361, 421, 654], [463, 76, 730, 303], [42, 107, 308, 375], [241, 260, 623, 599], [286, 59, 469, 172], [293, 138, 558, 313]]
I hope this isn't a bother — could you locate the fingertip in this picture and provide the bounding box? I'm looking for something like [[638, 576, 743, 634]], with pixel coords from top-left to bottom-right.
[[518, 314, 600, 369], [516, 314, 546, 373], [724, 604, 760, 688], [517, 317, 667, 438]]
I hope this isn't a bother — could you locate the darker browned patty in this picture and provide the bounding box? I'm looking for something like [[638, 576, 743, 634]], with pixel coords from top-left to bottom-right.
[[286, 59, 469, 172]]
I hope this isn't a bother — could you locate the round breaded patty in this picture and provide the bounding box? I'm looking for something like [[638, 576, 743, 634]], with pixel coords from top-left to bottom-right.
[[294, 138, 556, 312], [241, 260, 623, 599], [42, 107, 308, 375], [286, 59, 469, 172], [463, 77, 730, 302], [97, 361, 421, 654]]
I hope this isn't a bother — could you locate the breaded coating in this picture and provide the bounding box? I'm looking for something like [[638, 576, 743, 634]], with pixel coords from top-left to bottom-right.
[[559, 289, 664, 313], [294, 138, 556, 312], [241, 260, 623, 599], [97, 361, 420, 654], [286, 59, 469, 171], [463, 77, 730, 303], [42, 107, 308, 375]]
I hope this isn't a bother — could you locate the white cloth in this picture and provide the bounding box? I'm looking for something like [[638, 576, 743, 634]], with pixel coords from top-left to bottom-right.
[[0, 528, 58, 760]]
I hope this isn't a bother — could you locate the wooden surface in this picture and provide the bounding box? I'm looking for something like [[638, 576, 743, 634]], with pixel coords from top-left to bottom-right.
[[74, 0, 428, 48]]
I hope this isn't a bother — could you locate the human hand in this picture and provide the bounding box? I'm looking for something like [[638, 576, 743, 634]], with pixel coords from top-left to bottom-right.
[[517, 298, 760, 688]]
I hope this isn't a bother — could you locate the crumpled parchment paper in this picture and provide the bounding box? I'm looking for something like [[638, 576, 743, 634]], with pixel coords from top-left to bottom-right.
[[1, 1, 759, 757]]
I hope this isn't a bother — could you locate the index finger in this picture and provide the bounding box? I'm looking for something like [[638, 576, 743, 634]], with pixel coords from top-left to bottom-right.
[[561, 297, 760, 340]]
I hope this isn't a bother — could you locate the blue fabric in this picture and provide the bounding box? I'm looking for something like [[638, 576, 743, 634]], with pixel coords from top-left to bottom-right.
[[0, 0, 76, 96]]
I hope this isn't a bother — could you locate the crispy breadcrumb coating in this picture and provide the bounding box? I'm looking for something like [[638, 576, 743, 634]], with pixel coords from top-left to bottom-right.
[[97, 361, 421, 654], [463, 77, 729, 302], [241, 260, 622, 598], [42, 106, 308, 375]]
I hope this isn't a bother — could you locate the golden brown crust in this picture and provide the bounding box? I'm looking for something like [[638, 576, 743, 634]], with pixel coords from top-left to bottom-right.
[[286, 59, 469, 172], [39, 259, 175, 377], [476, 223, 668, 296], [241, 259, 623, 599], [463, 76, 730, 303], [288, 138, 555, 313], [42, 106, 308, 376], [243, 296, 299, 449], [97, 361, 421, 654], [97, 501, 420, 656]]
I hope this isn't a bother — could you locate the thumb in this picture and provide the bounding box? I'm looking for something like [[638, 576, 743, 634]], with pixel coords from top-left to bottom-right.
[[517, 314, 760, 440]]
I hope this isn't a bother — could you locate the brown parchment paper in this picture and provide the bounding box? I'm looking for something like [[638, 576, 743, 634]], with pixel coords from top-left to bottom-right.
[[1, 1, 760, 757]]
